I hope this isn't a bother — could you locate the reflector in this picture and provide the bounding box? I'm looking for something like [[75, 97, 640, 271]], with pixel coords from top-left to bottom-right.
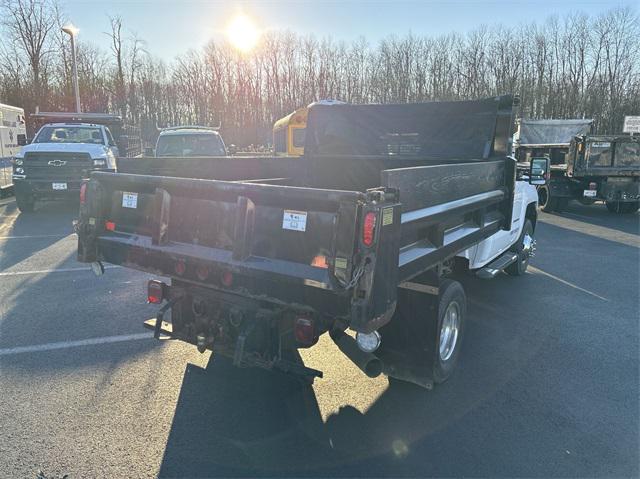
[[294, 317, 318, 346]]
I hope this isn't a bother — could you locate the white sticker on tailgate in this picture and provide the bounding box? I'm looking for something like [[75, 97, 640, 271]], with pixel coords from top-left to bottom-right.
[[282, 210, 307, 232], [122, 192, 138, 208]]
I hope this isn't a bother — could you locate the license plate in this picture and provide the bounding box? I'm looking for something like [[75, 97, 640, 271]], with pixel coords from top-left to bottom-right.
[[583, 189, 597, 197], [122, 192, 138, 209], [52, 182, 67, 190]]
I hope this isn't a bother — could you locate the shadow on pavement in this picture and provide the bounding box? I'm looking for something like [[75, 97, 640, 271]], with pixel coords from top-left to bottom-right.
[[552, 201, 639, 236]]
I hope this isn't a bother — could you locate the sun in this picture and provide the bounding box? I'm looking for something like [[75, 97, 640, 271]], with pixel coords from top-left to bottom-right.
[[226, 15, 260, 52]]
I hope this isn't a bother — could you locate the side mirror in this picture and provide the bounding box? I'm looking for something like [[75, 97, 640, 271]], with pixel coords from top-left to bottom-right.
[[17, 134, 28, 146], [144, 147, 155, 157], [529, 157, 550, 185]]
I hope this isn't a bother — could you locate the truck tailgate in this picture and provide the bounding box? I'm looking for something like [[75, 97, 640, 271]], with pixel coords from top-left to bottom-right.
[[80, 172, 365, 295]]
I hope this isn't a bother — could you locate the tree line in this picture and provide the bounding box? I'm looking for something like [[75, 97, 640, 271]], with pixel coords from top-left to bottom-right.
[[1, 0, 638, 145]]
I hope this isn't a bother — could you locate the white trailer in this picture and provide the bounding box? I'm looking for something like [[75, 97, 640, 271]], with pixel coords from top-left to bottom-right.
[[0, 103, 27, 192]]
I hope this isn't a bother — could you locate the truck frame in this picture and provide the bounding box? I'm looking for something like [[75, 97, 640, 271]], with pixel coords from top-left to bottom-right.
[[77, 96, 544, 388]]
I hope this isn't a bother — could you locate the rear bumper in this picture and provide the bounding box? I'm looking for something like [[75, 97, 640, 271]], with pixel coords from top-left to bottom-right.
[[14, 178, 82, 199], [598, 179, 640, 202]]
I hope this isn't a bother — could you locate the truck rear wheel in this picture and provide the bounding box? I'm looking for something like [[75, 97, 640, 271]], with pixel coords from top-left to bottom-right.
[[15, 193, 35, 213], [433, 279, 466, 384], [538, 185, 557, 212]]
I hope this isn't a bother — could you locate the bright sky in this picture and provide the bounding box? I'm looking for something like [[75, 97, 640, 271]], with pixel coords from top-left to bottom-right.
[[61, 0, 634, 59]]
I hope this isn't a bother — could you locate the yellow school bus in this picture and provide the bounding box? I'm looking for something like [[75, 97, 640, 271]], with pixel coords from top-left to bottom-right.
[[273, 107, 308, 156]]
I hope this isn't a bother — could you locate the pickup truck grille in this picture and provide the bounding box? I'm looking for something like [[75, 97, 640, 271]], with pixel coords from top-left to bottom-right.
[[23, 152, 92, 180]]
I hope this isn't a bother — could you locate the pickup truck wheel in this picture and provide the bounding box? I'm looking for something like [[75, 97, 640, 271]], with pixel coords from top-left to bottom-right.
[[15, 193, 35, 213], [433, 279, 466, 384], [506, 219, 534, 276], [537, 185, 557, 212]]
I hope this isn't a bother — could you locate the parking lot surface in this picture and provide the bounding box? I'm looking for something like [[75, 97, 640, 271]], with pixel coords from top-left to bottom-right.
[[0, 196, 638, 478]]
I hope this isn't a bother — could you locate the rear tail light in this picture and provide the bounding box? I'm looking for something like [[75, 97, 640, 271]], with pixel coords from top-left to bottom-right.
[[147, 280, 165, 304], [221, 270, 234, 287], [362, 211, 377, 247], [174, 259, 186, 276], [105, 221, 116, 231], [294, 317, 318, 346], [80, 183, 87, 204], [589, 182, 597, 190]]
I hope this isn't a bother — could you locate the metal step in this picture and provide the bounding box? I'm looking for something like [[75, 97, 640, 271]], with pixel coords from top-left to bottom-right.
[[476, 251, 518, 279]]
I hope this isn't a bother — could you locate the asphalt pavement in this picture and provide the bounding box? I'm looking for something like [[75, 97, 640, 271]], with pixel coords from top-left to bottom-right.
[[0, 196, 638, 478]]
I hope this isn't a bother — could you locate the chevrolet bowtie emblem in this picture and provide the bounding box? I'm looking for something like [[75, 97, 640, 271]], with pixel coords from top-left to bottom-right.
[[47, 160, 67, 166]]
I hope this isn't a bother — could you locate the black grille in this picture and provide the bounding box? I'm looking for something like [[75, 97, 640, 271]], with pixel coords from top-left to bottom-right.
[[24, 152, 92, 180]]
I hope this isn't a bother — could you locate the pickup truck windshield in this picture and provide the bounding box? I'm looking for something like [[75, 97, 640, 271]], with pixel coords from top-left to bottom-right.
[[34, 126, 105, 144], [156, 134, 225, 157]]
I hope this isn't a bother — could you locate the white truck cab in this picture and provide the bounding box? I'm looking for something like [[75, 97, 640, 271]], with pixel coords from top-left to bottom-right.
[[458, 157, 549, 277]]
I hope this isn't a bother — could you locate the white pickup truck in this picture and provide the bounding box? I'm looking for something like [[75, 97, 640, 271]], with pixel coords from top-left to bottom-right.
[[13, 122, 119, 212]]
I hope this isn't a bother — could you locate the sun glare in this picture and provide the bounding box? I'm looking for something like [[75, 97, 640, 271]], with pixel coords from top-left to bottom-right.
[[226, 15, 260, 52]]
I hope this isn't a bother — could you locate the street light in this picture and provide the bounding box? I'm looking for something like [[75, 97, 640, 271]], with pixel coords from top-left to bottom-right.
[[61, 24, 81, 113]]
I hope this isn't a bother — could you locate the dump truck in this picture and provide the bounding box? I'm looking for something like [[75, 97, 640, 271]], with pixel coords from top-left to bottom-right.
[[76, 96, 547, 389], [537, 134, 640, 213]]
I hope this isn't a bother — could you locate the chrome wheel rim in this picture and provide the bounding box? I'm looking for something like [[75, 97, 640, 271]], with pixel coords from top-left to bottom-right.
[[521, 233, 535, 265], [439, 301, 460, 362]]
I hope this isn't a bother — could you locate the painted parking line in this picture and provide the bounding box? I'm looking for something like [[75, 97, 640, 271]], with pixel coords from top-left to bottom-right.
[[529, 265, 608, 302], [0, 265, 120, 277], [0, 333, 153, 357]]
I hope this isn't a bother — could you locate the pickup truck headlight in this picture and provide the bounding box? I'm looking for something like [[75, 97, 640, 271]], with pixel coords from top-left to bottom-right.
[[13, 158, 23, 166], [15, 167, 24, 174], [93, 159, 107, 167]]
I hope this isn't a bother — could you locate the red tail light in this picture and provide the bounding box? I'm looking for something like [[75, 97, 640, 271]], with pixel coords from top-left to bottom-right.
[[294, 317, 318, 346], [105, 221, 116, 231], [221, 270, 233, 287], [147, 280, 165, 304], [174, 259, 186, 276], [80, 183, 87, 204], [362, 211, 377, 247]]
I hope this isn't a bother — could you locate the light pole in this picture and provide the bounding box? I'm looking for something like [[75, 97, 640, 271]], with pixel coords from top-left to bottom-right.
[[62, 24, 81, 113]]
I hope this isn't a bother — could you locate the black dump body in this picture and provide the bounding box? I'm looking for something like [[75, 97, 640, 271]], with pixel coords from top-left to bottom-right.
[[77, 96, 517, 333], [563, 134, 640, 203], [31, 112, 142, 158], [515, 118, 593, 164], [568, 135, 640, 177]]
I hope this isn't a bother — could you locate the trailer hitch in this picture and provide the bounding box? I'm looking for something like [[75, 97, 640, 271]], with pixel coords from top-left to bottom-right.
[[153, 297, 180, 339]]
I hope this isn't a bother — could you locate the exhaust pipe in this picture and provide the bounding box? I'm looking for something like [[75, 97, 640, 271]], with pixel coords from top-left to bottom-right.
[[330, 330, 383, 378]]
